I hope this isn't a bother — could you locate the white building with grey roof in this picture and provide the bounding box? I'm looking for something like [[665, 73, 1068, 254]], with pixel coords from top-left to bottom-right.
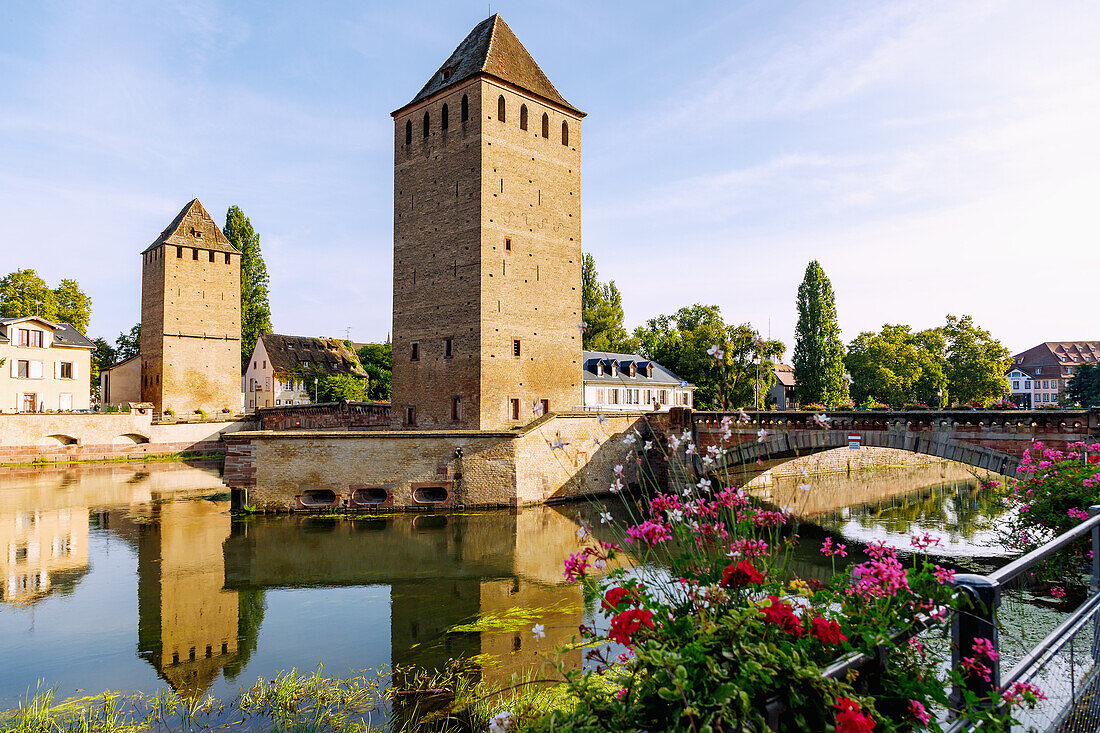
[[581, 351, 694, 412], [0, 315, 94, 412]]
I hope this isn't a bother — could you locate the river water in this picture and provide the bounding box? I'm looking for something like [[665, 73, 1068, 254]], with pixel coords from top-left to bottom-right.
[[0, 457, 1072, 713]]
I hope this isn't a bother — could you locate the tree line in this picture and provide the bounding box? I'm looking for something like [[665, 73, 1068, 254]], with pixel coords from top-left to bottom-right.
[[582, 255, 1024, 410]]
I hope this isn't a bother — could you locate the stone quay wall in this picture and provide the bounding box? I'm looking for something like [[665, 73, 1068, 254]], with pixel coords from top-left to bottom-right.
[[0, 413, 258, 464], [222, 413, 644, 511]]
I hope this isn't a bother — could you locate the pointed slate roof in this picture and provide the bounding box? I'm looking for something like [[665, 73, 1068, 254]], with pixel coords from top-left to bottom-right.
[[142, 199, 238, 254], [397, 15, 583, 116]]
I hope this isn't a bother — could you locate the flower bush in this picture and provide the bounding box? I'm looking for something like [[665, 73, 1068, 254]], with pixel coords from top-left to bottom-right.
[[1000, 441, 1100, 588], [517, 427, 1045, 732]]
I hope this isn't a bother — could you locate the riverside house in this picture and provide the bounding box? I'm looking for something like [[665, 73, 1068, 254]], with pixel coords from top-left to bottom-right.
[[242, 333, 366, 412], [0, 316, 94, 413], [581, 351, 694, 412]]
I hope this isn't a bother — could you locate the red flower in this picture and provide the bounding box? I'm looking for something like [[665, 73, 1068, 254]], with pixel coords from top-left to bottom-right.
[[834, 698, 875, 733], [760, 595, 802, 637], [810, 616, 847, 645], [608, 608, 655, 647], [720, 560, 765, 588], [602, 586, 631, 611], [1089, 455, 1100, 465]]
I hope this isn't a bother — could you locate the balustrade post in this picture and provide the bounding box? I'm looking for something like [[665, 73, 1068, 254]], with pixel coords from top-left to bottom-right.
[[950, 574, 1001, 707]]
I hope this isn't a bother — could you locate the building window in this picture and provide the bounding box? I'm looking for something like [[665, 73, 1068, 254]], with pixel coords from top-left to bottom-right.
[[596, 388, 605, 403], [60, 362, 73, 379], [683, 392, 691, 407], [520, 104, 528, 130], [609, 389, 619, 405], [411, 342, 419, 361], [451, 396, 461, 422], [541, 399, 549, 415], [512, 339, 521, 358], [18, 329, 43, 348], [405, 406, 417, 426], [441, 103, 449, 130], [225, 252, 231, 264], [1012, 381, 1019, 389], [497, 95, 506, 122], [423, 111, 430, 138], [1025, 380, 1031, 389], [611, 362, 619, 377], [209, 250, 215, 262], [443, 337, 453, 359], [562, 120, 569, 145], [22, 393, 37, 412], [660, 389, 668, 404], [16, 360, 29, 378], [510, 398, 520, 420], [504, 237, 512, 251], [629, 363, 636, 377], [461, 94, 469, 122], [1043, 380, 1049, 389], [192, 248, 198, 260], [405, 119, 412, 144], [177, 246, 183, 258], [541, 113, 549, 138]]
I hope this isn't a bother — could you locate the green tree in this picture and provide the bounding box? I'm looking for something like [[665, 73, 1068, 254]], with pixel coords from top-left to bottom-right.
[[1065, 362, 1100, 407], [942, 314, 1011, 406], [224, 206, 272, 367], [315, 373, 369, 403], [792, 261, 846, 406], [581, 253, 635, 353], [115, 323, 141, 361], [845, 325, 948, 407], [53, 278, 92, 333], [633, 304, 784, 410], [0, 269, 58, 321], [357, 342, 392, 401], [90, 337, 117, 399]]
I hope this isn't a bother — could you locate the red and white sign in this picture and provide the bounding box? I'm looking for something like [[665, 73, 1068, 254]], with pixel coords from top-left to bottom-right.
[[848, 433, 862, 450]]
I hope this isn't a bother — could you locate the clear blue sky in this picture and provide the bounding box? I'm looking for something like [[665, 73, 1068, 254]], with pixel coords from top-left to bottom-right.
[[2, 1, 1097, 354]]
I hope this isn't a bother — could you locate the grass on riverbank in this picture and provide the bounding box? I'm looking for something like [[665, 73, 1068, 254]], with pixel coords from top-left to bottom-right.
[[1, 664, 576, 732], [4, 451, 223, 469]]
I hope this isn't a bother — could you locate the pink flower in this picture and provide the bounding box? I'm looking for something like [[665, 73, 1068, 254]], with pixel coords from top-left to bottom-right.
[[972, 637, 999, 661], [614, 688, 628, 701], [934, 566, 956, 585], [1002, 681, 1048, 707], [847, 543, 909, 601], [1068, 507, 1090, 521], [961, 656, 992, 682], [821, 537, 848, 557], [624, 520, 672, 545], [563, 552, 590, 582], [908, 700, 930, 725], [1051, 586, 1066, 599], [910, 532, 942, 551], [729, 538, 770, 558]]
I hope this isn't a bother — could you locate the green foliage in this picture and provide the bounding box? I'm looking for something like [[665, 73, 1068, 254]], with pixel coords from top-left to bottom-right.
[[1066, 362, 1100, 407], [942, 315, 1011, 406], [53, 278, 93, 333], [845, 325, 948, 408], [115, 323, 141, 361], [632, 304, 783, 409], [224, 206, 272, 368], [792, 261, 846, 407], [356, 342, 392, 401], [0, 269, 57, 321], [581, 253, 635, 353], [315, 373, 369, 403], [89, 337, 117, 399]]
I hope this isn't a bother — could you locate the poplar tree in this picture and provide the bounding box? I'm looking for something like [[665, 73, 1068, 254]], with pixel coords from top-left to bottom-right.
[[792, 261, 846, 406], [224, 206, 272, 368], [581, 253, 634, 353]]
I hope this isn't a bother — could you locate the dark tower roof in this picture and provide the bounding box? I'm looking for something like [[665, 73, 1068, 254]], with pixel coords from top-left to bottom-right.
[[395, 14, 583, 116], [142, 198, 238, 254]]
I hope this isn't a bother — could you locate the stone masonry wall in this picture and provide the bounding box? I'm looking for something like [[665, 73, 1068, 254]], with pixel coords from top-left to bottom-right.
[[0, 413, 256, 464], [258, 401, 391, 430]]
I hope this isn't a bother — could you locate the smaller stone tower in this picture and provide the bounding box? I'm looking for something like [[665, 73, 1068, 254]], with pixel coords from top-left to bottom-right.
[[140, 199, 241, 416]]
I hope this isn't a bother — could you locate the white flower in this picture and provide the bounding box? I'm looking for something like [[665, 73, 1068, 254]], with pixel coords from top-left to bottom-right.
[[799, 483, 812, 492], [644, 440, 653, 451], [551, 437, 568, 450], [738, 408, 750, 423], [614, 464, 625, 477], [489, 711, 514, 733], [593, 558, 606, 570], [685, 443, 697, 456], [707, 344, 725, 360], [610, 478, 624, 493], [599, 511, 613, 524], [756, 428, 768, 443], [668, 434, 681, 451], [622, 434, 637, 446], [680, 429, 692, 442], [702, 455, 715, 467], [697, 478, 712, 490], [780, 505, 794, 516], [799, 466, 809, 478], [596, 413, 608, 424], [532, 623, 545, 640], [576, 526, 588, 540], [812, 413, 832, 428], [668, 509, 684, 523]]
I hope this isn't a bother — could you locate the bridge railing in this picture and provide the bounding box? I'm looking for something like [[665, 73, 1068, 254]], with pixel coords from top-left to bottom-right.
[[947, 505, 1100, 732]]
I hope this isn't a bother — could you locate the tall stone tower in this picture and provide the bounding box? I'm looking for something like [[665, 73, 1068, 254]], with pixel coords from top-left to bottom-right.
[[391, 15, 584, 430], [140, 199, 241, 416]]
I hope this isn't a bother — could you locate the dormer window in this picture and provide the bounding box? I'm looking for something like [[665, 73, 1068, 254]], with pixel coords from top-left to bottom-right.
[[595, 361, 604, 377], [628, 363, 636, 377], [440, 67, 453, 81], [645, 363, 653, 378], [611, 362, 619, 377]]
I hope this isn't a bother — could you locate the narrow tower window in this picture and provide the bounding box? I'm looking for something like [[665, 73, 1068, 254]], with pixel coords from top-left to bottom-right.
[[562, 121, 569, 145], [513, 339, 522, 358], [497, 95, 506, 122], [405, 120, 412, 145], [520, 104, 528, 130], [541, 113, 549, 138], [423, 111, 430, 138], [441, 103, 449, 130], [461, 94, 469, 122]]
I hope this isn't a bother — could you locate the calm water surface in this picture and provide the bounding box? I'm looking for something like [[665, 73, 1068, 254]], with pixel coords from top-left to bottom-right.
[[0, 457, 1065, 710]]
